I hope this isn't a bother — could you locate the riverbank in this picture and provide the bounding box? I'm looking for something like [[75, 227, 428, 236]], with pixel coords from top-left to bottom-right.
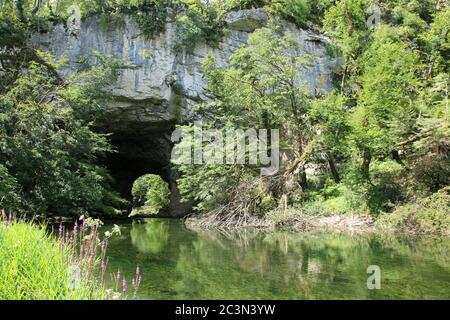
[[0, 214, 141, 300], [184, 210, 376, 234], [185, 187, 450, 236]]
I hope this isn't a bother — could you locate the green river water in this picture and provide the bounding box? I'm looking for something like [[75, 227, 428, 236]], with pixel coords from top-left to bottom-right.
[[102, 218, 450, 299]]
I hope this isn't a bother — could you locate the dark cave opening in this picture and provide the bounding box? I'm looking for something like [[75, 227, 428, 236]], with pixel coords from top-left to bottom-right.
[[102, 131, 172, 200], [97, 125, 191, 217]]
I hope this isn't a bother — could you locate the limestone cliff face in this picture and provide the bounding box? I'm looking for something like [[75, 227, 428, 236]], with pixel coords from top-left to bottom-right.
[[34, 8, 333, 131], [32, 8, 334, 215]]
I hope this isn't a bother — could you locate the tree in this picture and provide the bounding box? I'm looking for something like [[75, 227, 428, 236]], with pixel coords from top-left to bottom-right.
[[351, 26, 420, 178], [0, 60, 123, 216], [175, 27, 314, 215], [322, 0, 372, 94], [310, 92, 351, 183]]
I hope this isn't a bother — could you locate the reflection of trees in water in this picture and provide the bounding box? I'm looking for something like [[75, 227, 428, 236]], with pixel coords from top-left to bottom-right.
[[172, 228, 450, 299], [126, 220, 450, 299], [170, 229, 368, 298], [130, 220, 170, 254]]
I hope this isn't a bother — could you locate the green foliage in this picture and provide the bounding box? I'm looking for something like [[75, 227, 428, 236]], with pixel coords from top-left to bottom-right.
[[175, 27, 313, 213], [224, 0, 265, 10], [205, 27, 311, 133], [310, 91, 351, 164], [0, 60, 124, 216], [174, 0, 225, 50], [303, 181, 368, 215], [411, 119, 450, 192], [173, 122, 257, 212], [351, 26, 420, 157], [131, 174, 170, 215], [378, 187, 450, 235], [0, 165, 20, 211], [268, 0, 311, 28], [178, 162, 255, 212], [322, 0, 372, 58], [129, 0, 171, 38]]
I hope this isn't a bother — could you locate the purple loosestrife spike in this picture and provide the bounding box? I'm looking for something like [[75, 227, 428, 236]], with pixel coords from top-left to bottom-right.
[[122, 278, 127, 293], [102, 239, 108, 253], [117, 270, 121, 282], [73, 222, 78, 241], [100, 260, 107, 274]]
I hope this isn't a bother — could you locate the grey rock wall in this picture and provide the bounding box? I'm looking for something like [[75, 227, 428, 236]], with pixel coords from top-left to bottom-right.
[[33, 9, 334, 130]]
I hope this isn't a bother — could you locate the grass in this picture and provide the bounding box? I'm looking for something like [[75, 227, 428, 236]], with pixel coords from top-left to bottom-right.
[[0, 220, 102, 299], [0, 213, 141, 300]]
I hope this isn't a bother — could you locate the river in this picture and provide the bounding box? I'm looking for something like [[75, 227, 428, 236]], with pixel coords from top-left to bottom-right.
[[101, 218, 450, 299]]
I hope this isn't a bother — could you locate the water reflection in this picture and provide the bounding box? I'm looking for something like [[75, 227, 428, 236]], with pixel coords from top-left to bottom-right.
[[103, 219, 450, 299], [130, 219, 169, 254]]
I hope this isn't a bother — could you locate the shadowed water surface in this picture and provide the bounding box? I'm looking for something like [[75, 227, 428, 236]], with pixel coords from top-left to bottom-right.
[[102, 218, 450, 299]]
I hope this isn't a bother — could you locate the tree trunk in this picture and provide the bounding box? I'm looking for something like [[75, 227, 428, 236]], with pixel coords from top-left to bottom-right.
[[391, 149, 403, 164], [326, 152, 340, 183], [298, 166, 308, 191], [361, 148, 372, 179]]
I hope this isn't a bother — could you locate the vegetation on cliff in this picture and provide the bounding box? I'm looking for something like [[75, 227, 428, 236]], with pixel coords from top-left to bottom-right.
[[0, 56, 124, 216]]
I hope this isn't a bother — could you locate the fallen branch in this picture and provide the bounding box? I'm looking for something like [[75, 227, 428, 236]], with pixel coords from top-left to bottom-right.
[[283, 138, 317, 177], [395, 125, 443, 148]]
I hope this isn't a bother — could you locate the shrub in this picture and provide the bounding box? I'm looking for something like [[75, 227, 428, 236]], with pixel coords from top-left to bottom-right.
[[0, 165, 21, 211], [130, 0, 171, 38], [378, 187, 450, 235], [174, 2, 225, 51], [268, 0, 311, 28]]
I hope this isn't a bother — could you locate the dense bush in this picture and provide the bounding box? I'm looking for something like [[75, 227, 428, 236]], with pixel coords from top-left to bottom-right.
[[129, 0, 172, 38], [378, 187, 450, 235], [268, 0, 311, 28], [174, 0, 225, 50], [0, 165, 20, 211]]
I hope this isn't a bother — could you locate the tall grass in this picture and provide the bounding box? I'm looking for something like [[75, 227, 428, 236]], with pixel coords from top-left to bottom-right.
[[0, 211, 141, 300]]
